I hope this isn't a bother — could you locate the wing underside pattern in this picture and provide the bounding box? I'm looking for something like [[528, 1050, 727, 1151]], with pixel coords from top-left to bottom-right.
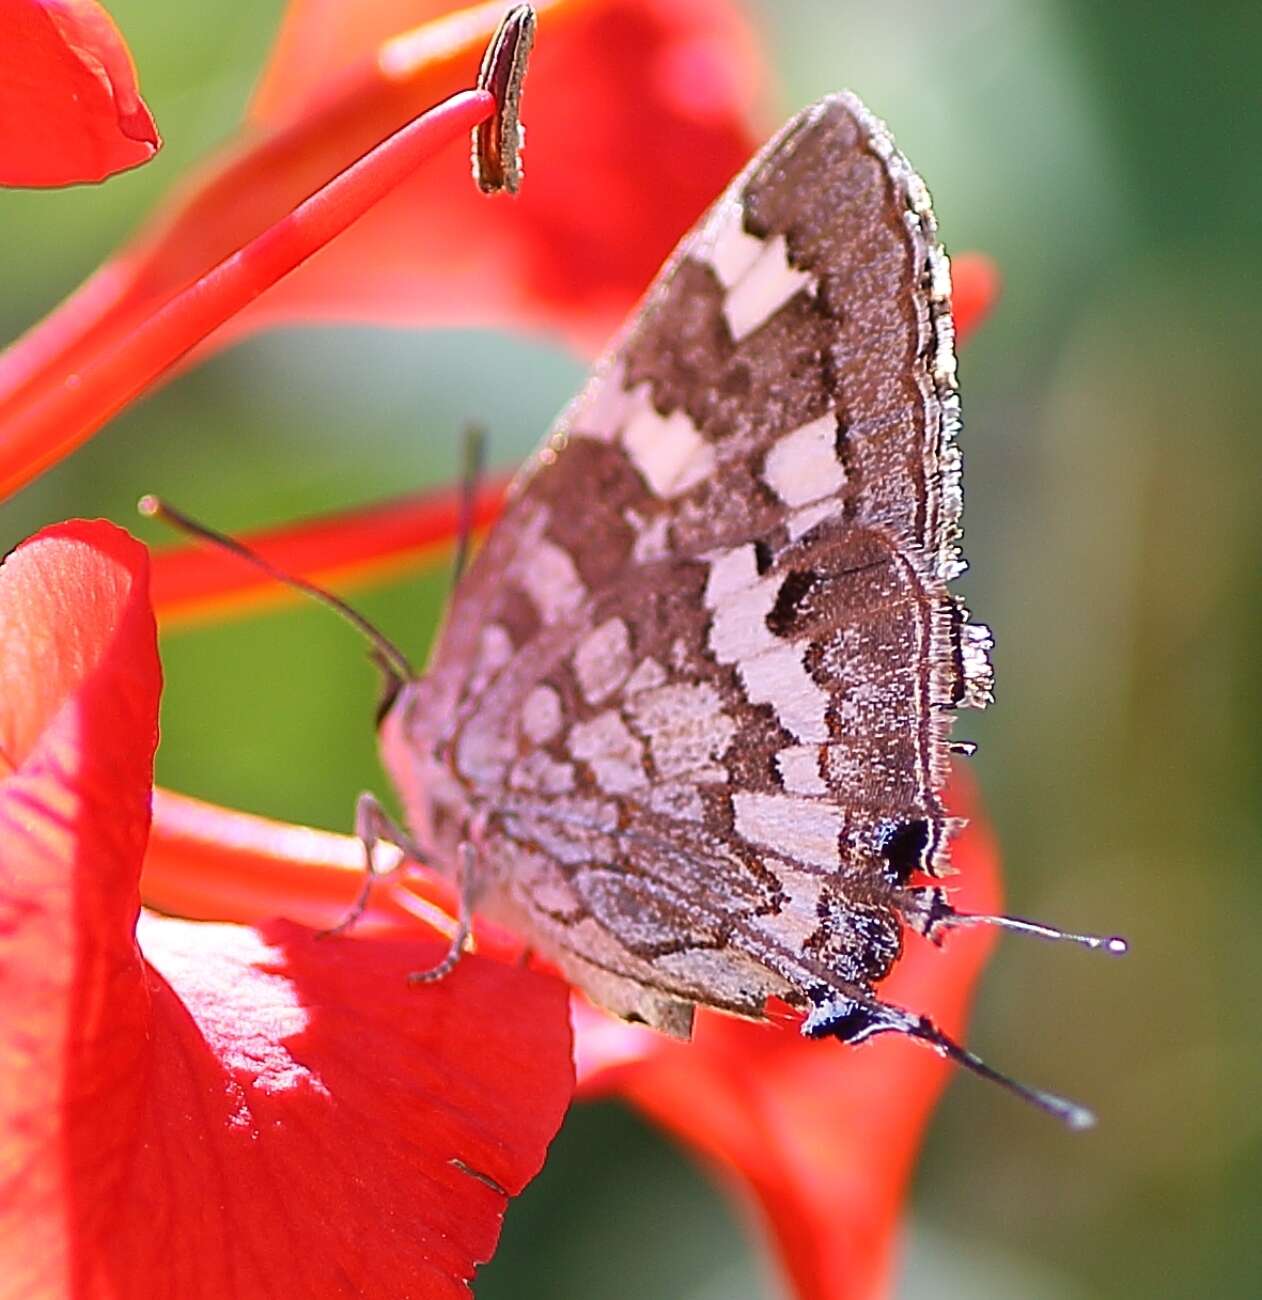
[[390, 94, 993, 1037]]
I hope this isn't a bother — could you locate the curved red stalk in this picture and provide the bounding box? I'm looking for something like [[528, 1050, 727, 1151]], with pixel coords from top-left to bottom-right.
[[0, 88, 494, 499]]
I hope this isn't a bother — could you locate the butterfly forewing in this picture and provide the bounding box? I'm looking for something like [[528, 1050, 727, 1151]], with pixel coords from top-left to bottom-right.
[[384, 94, 993, 1037]]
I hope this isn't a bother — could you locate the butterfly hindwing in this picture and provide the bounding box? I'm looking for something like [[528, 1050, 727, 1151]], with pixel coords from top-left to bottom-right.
[[385, 94, 993, 1037]]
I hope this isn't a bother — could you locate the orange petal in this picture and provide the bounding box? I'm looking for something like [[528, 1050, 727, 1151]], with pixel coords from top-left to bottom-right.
[[143, 786, 529, 967], [144, 786, 425, 932], [251, 0, 495, 123]]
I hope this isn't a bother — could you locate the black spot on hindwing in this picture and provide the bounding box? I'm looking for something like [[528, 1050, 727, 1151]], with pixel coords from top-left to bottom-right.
[[879, 818, 930, 885]]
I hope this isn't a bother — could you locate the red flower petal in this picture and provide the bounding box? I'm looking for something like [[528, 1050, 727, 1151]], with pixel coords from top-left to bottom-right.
[[575, 775, 1001, 1300], [0, 0, 159, 186], [0, 0, 762, 498], [129, 916, 573, 1297], [144, 786, 431, 931], [951, 252, 1001, 342], [0, 520, 574, 1296]]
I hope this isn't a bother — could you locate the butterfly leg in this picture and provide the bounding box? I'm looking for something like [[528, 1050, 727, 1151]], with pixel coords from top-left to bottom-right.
[[318, 791, 425, 938], [408, 840, 480, 984]]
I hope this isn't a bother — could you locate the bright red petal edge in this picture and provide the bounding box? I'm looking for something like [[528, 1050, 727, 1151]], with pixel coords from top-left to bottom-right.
[[0, 0, 160, 187], [0, 519, 574, 1298]]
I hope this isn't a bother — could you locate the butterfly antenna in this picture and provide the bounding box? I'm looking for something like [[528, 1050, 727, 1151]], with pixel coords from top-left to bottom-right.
[[898, 1010, 1098, 1130], [451, 423, 486, 588], [924, 892, 1129, 956], [137, 496, 415, 690], [807, 995, 1097, 1129]]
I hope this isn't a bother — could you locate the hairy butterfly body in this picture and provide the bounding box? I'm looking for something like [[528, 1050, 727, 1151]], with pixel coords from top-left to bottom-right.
[[380, 94, 1118, 1122]]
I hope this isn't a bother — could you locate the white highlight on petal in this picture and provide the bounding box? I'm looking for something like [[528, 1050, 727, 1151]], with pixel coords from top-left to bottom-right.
[[621, 395, 715, 497], [732, 792, 842, 870], [137, 916, 330, 1123], [573, 617, 632, 705], [763, 411, 845, 508], [722, 234, 814, 342], [775, 745, 827, 795], [737, 645, 830, 742]]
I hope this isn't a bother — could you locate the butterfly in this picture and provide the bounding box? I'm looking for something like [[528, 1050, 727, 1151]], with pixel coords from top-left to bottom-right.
[[352, 93, 1122, 1127]]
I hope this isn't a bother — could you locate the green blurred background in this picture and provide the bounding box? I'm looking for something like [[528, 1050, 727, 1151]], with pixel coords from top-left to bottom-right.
[[3, 2, 1260, 1296]]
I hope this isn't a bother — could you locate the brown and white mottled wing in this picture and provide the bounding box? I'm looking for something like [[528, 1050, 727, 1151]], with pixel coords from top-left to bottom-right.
[[385, 93, 993, 1038]]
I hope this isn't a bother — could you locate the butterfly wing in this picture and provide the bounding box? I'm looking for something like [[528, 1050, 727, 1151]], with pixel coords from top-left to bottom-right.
[[383, 93, 993, 1037]]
